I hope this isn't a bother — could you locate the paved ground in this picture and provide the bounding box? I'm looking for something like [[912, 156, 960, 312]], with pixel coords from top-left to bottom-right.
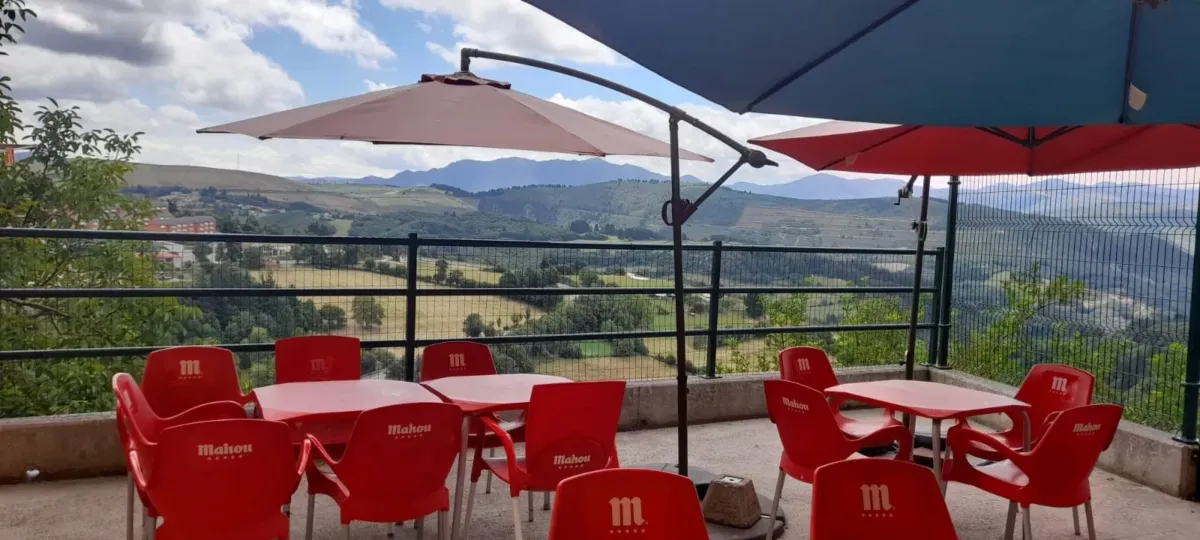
[[0, 415, 1197, 539]]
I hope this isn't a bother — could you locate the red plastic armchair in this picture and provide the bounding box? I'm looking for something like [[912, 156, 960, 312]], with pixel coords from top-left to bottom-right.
[[421, 341, 527, 496], [549, 468, 709, 540], [129, 419, 311, 540], [944, 404, 1123, 540], [763, 379, 913, 536], [303, 402, 462, 540], [143, 346, 249, 417], [463, 380, 626, 540], [778, 346, 900, 438], [112, 373, 247, 540], [811, 458, 958, 540], [970, 364, 1095, 462], [275, 335, 361, 383]]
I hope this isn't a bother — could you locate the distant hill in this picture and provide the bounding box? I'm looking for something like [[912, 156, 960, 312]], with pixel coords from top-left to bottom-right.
[[123, 163, 372, 212], [728, 173, 908, 200], [293, 157, 705, 191]]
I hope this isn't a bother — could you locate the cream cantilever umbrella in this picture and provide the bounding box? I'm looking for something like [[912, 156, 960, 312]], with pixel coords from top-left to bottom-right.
[[199, 72, 712, 161]]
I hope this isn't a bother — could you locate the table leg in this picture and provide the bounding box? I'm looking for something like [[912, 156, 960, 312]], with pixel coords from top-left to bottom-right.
[[1020, 410, 1032, 451], [931, 419, 944, 494], [450, 418, 470, 540]]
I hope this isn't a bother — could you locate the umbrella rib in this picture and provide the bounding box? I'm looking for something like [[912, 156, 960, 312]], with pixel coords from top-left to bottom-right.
[[816, 125, 923, 171], [1118, 3, 1142, 124], [742, 0, 922, 113]]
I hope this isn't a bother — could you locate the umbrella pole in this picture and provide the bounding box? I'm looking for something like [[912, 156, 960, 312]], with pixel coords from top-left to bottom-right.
[[904, 175, 932, 381], [666, 118, 690, 477]]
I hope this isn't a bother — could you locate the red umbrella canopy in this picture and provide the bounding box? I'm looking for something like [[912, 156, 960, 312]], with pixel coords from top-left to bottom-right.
[[750, 121, 1200, 176], [199, 72, 711, 162]]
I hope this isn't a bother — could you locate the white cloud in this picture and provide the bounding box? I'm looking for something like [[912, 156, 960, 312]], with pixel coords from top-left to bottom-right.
[[364, 80, 395, 92], [417, 21, 432, 34], [382, 0, 621, 67]]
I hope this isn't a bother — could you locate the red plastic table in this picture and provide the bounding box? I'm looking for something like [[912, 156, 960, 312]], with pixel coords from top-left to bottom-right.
[[251, 379, 441, 444], [423, 374, 571, 540], [826, 380, 1031, 490]]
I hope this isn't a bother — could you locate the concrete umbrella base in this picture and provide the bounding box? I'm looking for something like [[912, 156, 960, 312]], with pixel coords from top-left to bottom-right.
[[629, 463, 786, 540]]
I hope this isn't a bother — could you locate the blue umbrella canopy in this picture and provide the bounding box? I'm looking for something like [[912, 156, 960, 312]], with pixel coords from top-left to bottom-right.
[[525, 0, 1191, 126]]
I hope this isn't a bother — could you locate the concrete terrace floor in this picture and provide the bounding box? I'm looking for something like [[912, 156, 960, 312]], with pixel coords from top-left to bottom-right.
[[1, 416, 1198, 540]]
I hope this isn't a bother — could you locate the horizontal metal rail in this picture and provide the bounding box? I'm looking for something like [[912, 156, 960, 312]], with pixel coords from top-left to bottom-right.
[[0, 323, 935, 361], [0, 285, 939, 299]]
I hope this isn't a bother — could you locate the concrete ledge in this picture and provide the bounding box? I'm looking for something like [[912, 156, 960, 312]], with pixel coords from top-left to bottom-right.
[[931, 369, 1198, 500], [0, 412, 124, 484]]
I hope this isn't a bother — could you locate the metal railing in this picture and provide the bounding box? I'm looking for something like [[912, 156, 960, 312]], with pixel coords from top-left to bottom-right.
[[0, 227, 942, 416]]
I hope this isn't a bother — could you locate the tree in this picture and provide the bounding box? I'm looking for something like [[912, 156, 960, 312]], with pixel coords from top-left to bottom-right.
[[351, 296, 385, 331], [192, 242, 212, 264], [306, 220, 336, 236], [463, 313, 486, 337], [569, 219, 591, 234], [243, 246, 265, 269], [578, 267, 602, 287], [318, 304, 347, 330], [446, 269, 465, 287], [745, 293, 766, 318], [433, 259, 449, 283], [0, 0, 207, 417]]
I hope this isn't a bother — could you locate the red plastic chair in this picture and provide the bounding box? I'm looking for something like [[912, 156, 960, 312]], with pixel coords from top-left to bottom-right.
[[275, 335, 361, 384], [970, 364, 1095, 462], [778, 346, 900, 438], [143, 346, 248, 417], [762, 379, 913, 536], [548, 468, 709, 540], [463, 380, 626, 540], [129, 418, 310, 540], [112, 373, 247, 540], [810, 458, 959, 540], [421, 341, 527, 497], [944, 404, 1123, 540], [303, 402, 463, 540]]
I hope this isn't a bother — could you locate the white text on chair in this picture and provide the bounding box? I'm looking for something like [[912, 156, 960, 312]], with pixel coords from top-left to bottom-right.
[[448, 353, 467, 370], [197, 443, 253, 459], [1073, 423, 1101, 434], [860, 484, 894, 513], [553, 454, 591, 469], [387, 423, 432, 438], [311, 357, 329, 375], [795, 357, 811, 371], [782, 397, 810, 412], [178, 359, 203, 379], [609, 497, 647, 529], [1050, 376, 1069, 395]]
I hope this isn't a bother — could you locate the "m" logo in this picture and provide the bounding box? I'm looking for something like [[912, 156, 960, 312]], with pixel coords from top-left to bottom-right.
[[860, 484, 894, 512], [179, 359, 203, 379], [795, 357, 811, 371], [311, 357, 329, 374], [1050, 376, 1069, 395], [448, 353, 467, 370], [609, 497, 647, 529]]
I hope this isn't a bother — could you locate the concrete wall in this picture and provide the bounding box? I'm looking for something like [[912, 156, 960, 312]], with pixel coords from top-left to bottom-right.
[[0, 412, 125, 484], [930, 369, 1198, 500]]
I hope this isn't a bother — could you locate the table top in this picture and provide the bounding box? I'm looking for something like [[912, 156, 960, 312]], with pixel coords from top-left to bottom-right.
[[252, 379, 441, 423], [826, 380, 1029, 420], [422, 373, 571, 413]]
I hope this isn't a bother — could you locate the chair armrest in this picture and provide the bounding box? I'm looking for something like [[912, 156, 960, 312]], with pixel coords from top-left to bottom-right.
[[296, 439, 314, 477], [947, 424, 1028, 466], [850, 424, 912, 460], [304, 434, 341, 468], [163, 400, 247, 428], [479, 416, 520, 475], [129, 450, 150, 491]]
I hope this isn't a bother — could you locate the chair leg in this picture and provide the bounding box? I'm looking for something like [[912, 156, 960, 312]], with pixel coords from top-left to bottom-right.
[[1021, 504, 1033, 540], [343, 523, 351, 540], [485, 448, 494, 494], [1004, 501, 1018, 540], [438, 510, 449, 540], [542, 492, 550, 511], [527, 491, 534, 522], [416, 517, 424, 540], [1084, 499, 1096, 540], [1072, 506, 1081, 536], [764, 469, 785, 539], [387, 522, 395, 538], [126, 475, 135, 540], [143, 507, 155, 540], [305, 494, 316, 540], [511, 497, 524, 540], [462, 480, 479, 540]]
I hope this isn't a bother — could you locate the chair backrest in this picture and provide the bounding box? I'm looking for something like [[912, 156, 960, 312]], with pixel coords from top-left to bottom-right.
[[145, 419, 299, 534], [549, 468, 709, 540], [764, 379, 854, 480], [112, 372, 162, 448], [1015, 364, 1095, 439], [811, 459, 958, 540], [524, 381, 626, 489], [779, 347, 840, 392], [274, 335, 361, 383], [143, 346, 245, 417], [1024, 404, 1123, 501], [334, 403, 463, 506], [419, 341, 496, 382]]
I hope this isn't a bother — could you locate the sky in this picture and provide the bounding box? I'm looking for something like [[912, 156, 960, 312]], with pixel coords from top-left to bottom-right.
[[2, 0, 875, 185]]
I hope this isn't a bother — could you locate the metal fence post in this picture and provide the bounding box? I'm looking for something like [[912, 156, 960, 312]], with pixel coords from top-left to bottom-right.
[[1174, 201, 1200, 446], [404, 233, 419, 382], [935, 176, 961, 369], [705, 241, 723, 378], [926, 247, 944, 367]]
